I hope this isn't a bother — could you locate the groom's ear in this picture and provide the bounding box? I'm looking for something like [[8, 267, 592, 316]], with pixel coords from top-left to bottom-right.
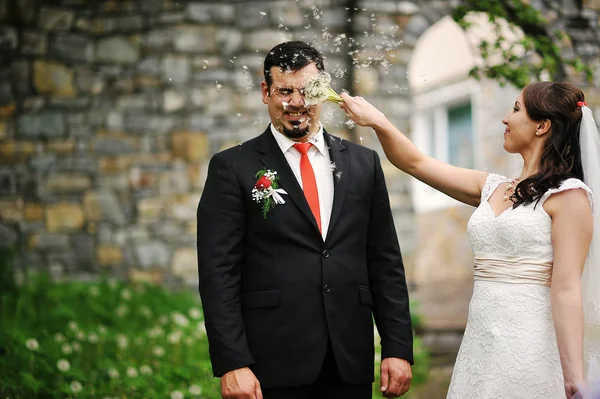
[[261, 81, 270, 104]]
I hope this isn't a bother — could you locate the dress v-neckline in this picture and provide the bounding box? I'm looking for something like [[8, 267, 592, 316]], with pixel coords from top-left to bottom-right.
[[484, 200, 514, 219]]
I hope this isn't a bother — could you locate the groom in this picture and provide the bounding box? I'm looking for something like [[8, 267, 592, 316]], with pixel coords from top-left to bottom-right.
[[197, 41, 413, 399]]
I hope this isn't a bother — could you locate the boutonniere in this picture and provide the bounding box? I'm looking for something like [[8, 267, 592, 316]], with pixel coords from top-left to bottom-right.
[[252, 169, 288, 218]]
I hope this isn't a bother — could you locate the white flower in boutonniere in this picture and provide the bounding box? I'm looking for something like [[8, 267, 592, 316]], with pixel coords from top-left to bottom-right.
[[303, 72, 343, 105], [252, 169, 288, 218]]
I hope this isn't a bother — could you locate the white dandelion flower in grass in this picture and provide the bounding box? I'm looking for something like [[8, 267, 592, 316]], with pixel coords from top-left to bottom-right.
[[76, 331, 86, 341], [148, 326, 164, 338], [70, 380, 82, 394], [108, 368, 120, 379], [88, 333, 99, 344], [140, 365, 153, 375], [120, 288, 132, 301], [172, 312, 189, 327], [188, 308, 201, 320], [26, 338, 39, 351], [189, 385, 202, 395], [68, 321, 78, 331], [54, 333, 65, 343], [89, 286, 99, 297], [168, 331, 182, 344], [62, 343, 73, 355], [184, 337, 194, 346], [158, 315, 169, 325], [72, 342, 81, 352], [170, 391, 184, 399], [152, 346, 165, 357], [116, 304, 128, 317], [303, 72, 342, 105], [98, 324, 107, 335], [117, 334, 128, 349], [57, 359, 70, 372], [126, 367, 138, 378], [140, 306, 152, 318]]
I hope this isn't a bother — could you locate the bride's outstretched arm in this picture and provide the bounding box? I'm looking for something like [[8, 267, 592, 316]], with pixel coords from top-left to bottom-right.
[[545, 189, 593, 397], [340, 93, 487, 207]]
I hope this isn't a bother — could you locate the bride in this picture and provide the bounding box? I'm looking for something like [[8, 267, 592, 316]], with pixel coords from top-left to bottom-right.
[[340, 82, 599, 398]]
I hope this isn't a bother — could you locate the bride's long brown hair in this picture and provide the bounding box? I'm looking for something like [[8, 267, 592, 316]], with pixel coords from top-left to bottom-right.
[[512, 82, 586, 208]]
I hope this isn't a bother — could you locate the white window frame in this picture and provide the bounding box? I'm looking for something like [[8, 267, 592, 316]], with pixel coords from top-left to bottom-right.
[[410, 79, 481, 213]]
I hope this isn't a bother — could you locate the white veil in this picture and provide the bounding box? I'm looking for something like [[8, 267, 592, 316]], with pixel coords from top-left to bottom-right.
[[580, 105, 600, 392]]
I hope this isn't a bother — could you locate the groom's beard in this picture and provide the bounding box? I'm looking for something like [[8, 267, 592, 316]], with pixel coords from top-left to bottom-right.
[[281, 121, 310, 140]]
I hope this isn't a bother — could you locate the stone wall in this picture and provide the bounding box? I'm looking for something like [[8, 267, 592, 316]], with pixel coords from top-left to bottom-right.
[[0, 0, 599, 289]]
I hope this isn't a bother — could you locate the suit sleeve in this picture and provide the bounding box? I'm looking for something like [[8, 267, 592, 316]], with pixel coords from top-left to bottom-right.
[[367, 151, 414, 364], [197, 152, 254, 376]]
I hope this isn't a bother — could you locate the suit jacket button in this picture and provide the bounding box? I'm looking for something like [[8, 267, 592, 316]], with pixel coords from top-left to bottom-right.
[[322, 250, 330, 258], [323, 284, 331, 293]]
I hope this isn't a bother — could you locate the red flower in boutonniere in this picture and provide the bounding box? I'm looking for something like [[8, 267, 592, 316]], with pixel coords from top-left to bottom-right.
[[252, 169, 288, 218]]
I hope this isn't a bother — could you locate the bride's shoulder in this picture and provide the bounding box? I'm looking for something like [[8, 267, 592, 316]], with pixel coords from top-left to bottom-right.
[[541, 178, 595, 214]]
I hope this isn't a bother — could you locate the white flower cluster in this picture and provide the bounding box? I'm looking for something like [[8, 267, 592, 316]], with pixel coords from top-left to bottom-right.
[[252, 170, 278, 203], [303, 72, 342, 105]]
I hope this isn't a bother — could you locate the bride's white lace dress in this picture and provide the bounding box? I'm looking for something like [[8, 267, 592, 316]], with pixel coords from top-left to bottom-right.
[[447, 173, 594, 398]]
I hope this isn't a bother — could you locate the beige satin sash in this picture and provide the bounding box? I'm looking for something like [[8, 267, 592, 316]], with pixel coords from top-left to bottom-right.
[[474, 254, 553, 287]]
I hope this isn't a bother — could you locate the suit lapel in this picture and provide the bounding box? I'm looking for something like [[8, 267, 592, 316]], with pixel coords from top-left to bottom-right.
[[324, 131, 348, 236], [255, 128, 321, 234]]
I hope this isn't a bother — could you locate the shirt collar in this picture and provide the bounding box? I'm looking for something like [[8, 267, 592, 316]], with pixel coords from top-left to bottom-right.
[[270, 123, 327, 156]]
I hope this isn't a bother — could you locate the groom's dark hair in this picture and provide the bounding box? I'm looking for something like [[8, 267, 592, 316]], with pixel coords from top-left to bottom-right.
[[263, 41, 325, 90]]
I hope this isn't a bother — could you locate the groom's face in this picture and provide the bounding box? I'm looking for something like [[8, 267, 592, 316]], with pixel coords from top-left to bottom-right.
[[261, 63, 323, 141]]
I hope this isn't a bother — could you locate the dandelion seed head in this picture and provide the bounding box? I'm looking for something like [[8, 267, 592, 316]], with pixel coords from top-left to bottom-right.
[[26, 338, 39, 351], [57, 359, 70, 372]]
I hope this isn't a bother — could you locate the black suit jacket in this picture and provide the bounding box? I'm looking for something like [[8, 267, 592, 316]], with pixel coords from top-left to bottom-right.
[[197, 127, 413, 389]]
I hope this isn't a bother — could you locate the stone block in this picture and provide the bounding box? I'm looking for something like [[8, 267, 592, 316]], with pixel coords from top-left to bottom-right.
[[51, 34, 94, 62], [186, 3, 235, 23], [96, 36, 140, 64], [584, 0, 600, 9], [47, 139, 75, 154], [166, 193, 200, 222], [28, 232, 69, 250], [162, 55, 191, 84], [0, 200, 22, 222], [24, 203, 44, 221], [45, 174, 92, 194], [39, 7, 74, 31], [0, 140, 36, 162], [163, 89, 186, 113], [21, 30, 46, 55], [137, 197, 165, 223], [129, 268, 163, 284], [245, 29, 288, 52], [133, 240, 170, 269], [97, 246, 123, 266], [144, 28, 173, 49], [84, 190, 127, 225], [33, 61, 76, 98], [72, 233, 96, 266], [171, 131, 208, 163], [0, 223, 17, 249], [216, 28, 243, 55], [92, 135, 138, 155], [170, 247, 197, 280], [57, 155, 97, 174], [45, 202, 85, 232], [173, 25, 217, 52]]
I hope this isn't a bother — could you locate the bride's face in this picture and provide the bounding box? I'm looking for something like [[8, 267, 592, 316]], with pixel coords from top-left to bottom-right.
[[501, 92, 539, 154]]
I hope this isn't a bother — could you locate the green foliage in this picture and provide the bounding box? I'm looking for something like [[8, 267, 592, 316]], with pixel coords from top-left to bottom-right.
[[451, 0, 594, 88], [0, 267, 430, 398], [0, 274, 220, 398]]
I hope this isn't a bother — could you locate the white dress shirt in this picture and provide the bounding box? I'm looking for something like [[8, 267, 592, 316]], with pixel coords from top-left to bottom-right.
[[270, 123, 334, 240]]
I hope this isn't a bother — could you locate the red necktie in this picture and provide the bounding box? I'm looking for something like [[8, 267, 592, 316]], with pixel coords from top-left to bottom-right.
[[293, 143, 321, 232]]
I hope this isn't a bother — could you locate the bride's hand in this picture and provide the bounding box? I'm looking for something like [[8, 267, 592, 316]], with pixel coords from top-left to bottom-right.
[[565, 380, 587, 398], [339, 92, 386, 129]]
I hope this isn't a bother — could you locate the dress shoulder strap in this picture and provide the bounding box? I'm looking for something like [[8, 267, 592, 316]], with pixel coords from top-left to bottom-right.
[[539, 178, 595, 214], [481, 173, 508, 203]]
